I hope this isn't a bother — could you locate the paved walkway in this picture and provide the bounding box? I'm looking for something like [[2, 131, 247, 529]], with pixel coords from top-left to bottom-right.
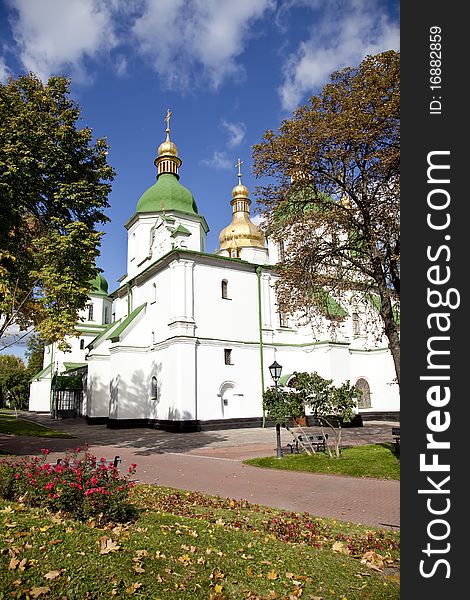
[[0, 413, 400, 530]]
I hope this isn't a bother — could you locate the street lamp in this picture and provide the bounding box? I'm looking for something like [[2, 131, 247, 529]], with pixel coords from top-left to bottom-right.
[[269, 361, 283, 458]]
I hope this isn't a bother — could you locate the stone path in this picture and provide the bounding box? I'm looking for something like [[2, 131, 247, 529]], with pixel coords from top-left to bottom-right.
[[0, 413, 400, 530]]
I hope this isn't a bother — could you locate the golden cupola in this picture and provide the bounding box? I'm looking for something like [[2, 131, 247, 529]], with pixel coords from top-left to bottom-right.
[[219, 159, 265, 257], [154, 109, 182, 177]]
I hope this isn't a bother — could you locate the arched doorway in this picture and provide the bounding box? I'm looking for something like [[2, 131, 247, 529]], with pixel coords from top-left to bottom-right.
[[219, 381, 238, 419], [354, 378, 371, 409]]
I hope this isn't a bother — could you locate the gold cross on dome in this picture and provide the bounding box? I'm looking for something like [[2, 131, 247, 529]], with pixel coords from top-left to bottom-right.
[[236, 158, 243, 183], [164, 108, 172, 132]]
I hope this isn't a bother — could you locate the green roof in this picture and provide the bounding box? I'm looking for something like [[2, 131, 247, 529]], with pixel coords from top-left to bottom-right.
[[30, 363, 52, 381], [313, 289, 348, 318], [171, 224, 191, 237], [63, 362, 87, 372], [136, 173, 198, 215], [89, 272, 109, 296], [366, 293, 400, 325], [109, 303, 147, 342]]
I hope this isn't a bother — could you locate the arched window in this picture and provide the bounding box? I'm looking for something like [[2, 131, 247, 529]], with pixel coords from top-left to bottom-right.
[[80, 339, 85, 350], [104, 306, 109, 324], [87, 303, 94, 321], [352, 312, 360, 336], [151, 283, 157, 303], [221, 279, 229, 299], [151, 376, 158, 399], [355, 378, 371, 409]]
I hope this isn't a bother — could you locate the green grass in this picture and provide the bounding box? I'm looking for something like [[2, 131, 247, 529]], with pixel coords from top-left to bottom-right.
[[0, 486, 400, 599], [0, 413, 74, 438], [244, 444, 400, 480]]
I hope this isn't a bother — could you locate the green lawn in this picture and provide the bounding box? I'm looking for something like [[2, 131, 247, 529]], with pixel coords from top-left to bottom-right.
[[244, 444, 400, 480], [0, 412, 74, 438], [0, 485, 400, 599]]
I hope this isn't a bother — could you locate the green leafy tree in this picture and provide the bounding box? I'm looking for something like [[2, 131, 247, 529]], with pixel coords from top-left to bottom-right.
[[25, 333, 45, 378], [288, 371, 360, 457], [0, 354, 30, 410], [262, 385, 304, 458], [252, 50, 400, 385], [0, 73, 115, 350]]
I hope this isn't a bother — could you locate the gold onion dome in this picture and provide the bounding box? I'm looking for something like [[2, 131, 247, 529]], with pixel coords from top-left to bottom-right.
[[219, 159, 265, 253], [158, 137, 179, 157]]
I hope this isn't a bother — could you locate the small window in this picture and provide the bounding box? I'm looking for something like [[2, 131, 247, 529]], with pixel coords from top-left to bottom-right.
[[151, 283, 157, 303], [278, 240, 285, 262], [352, 312, 360, 336], [151, 376, 158, 399], [224, 349, 233, 365], [221, 279, 229, 299], [279, 310, 289, 328], [104, 307, 110, 324], [80, 339, 85, 350], [87, 303, 94, 321]]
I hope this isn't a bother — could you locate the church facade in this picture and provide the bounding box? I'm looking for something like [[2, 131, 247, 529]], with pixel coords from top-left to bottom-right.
[[29, 119, 399, 430]]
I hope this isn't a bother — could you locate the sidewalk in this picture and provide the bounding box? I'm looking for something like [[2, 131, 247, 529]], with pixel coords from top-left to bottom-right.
[[0, 413, 399, 530]]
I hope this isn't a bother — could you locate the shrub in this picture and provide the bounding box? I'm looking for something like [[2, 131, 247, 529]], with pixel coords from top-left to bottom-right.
[[0, 448, 137, 523]]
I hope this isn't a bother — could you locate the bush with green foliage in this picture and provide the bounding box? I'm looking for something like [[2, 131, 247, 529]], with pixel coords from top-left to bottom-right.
[[0, 448, 136, 524]]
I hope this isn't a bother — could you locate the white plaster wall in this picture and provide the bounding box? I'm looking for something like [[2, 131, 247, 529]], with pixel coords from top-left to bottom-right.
[[193, 264, 260, 342], [86, 356, 111, 418], [350, 349, 400, 412], [29, 379, 51, 412], [108, 349, 151, 420], [195, 342, 263, 421]]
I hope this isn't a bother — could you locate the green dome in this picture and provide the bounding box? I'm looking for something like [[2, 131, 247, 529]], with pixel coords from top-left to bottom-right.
[[136, 173, 198, 215], [89, 273, 108, 296]]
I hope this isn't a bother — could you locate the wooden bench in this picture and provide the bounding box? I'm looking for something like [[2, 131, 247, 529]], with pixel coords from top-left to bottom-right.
[[56, 456, 121, 469], [391, 427, 400, 456], [287, 434, 328, 454]]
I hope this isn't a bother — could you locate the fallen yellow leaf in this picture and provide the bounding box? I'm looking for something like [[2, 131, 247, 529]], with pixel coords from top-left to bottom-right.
[[267, 569, 278, 580], [44, 570, 61, 581], [30, 587, 51, 598]]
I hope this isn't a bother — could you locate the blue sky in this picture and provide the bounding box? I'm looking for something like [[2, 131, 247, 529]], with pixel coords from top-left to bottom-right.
[[1, 0, 399, 357]]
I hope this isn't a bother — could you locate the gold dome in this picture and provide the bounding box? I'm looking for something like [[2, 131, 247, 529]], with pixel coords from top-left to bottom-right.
[[158, 137, 179, 157], [219, 214, 265, 251], [219, 159, 265, 253], [232, 183, 249, 199]]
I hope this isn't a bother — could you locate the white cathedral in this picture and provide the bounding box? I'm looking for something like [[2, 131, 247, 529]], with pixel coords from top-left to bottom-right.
[[29, 117, 400, 430]]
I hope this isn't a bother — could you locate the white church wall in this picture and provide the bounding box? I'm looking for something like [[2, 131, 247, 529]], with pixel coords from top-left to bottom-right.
[[193, 263, 260, 342], [195, 342, 263, 421], [86, 356, 111, 419], [29, 379, 51, 412], [108, 349, 151, 420], [350, 349, 399, 413]]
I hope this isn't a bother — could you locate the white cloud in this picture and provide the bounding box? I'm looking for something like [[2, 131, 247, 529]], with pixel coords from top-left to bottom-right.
[[201, 151, 233, 170], [7, 0, 120, 82], [0, 56, 11, 82], [132, 0, 275, 90], [278, 0, 400, 110], [221, 119, 246, 148], [115, 55, 128, 77]]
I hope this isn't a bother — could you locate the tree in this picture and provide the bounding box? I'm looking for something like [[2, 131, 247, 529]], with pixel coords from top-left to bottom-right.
[[252, 50, 400, 385], [287, 372, 359, 457], [0, 354, 30, 410], [262, 385, 304, 458], [0, 73, 115, 350], [25, 333, 45, 378]]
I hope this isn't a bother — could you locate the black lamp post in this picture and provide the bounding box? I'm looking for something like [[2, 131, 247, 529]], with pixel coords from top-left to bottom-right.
[[269, 360, 283, 459]]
